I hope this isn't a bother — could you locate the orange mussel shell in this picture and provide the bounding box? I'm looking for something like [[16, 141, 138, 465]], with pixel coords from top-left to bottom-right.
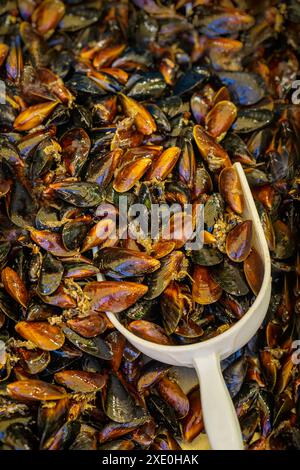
[[192, 265, 222, 305]]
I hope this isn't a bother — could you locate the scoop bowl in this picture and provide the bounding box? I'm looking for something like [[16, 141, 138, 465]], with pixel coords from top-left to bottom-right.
[[104, 162, 272, 450]]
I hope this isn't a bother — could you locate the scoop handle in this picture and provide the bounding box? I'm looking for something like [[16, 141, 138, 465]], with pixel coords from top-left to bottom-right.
[[193, 352, 244, 450]]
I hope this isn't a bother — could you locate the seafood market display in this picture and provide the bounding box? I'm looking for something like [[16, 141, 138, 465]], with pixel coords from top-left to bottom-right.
[[0, 0, 299, 450]]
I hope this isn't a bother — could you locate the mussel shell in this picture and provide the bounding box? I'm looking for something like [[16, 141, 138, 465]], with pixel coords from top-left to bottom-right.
[[124, 299, 156, 321], [26, 298, 60, 321], [158, 95, 184, 118], [0, 288, 21, 322], [62, 326, 112, 360], [204, 193, 225, 229], [190, 246, 223, 266], [35, 206, 61, 232], [174, 66, 210, 95], [45, 345, 83, 375], [197, 11, 254, 37], [103, 373, 146, 423], [244, 248, 264, 296], [15, 321, 65, 351], [247, 128, 273, 160], [29, 138, 56, 180], [72, 105, 93, 129], [223, 357, 248, 398], [144, 251, 184, 300], [37, 397, 69, 449], [62, 220, 89, 251], [69, 429, 97, 450], [64, 262, 100, 279], [18, 349, 51, 375], [211, 260, 249, 296], [95, 247, 160, 279], [222, 133, 255, 165], [218, 72, 266, 106], [8, 181, 37, 228], [146, 394, 181, 438], [244, 168, 269, 187], [52, 182, 104, 207], [58, 7, 100, 32], [181, 385, 204, 443], [54, 370, 106, 393], [44, 421, 81, 450], [3, 423, 38, 450], [226, 220, 253, 263], [192, 265, 223, 305], [98, 439, 135, 450], [137, 360, 170, 393], [60, 128, 91, 177], [38, 253, 63, 296], [66, 73, 105, 96], [98, 419, 146, 444], [145, 103, 171, 133], [175, 318, 204, 338], [157, 377, 189, 419], [160, 284, 184, 335], [127, 72, 166, 100], [232, 109, 274, 133], [128, 320, 173, 345], [273, 220, 295, 260]]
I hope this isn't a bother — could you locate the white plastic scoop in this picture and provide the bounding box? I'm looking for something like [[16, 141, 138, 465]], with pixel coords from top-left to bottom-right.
[[97, 162, 271, 450]]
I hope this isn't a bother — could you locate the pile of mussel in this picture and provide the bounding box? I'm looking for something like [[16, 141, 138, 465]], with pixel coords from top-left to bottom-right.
[[0, 0, 299, 451]]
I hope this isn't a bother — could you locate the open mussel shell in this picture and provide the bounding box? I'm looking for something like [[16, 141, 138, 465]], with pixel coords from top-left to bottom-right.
[[211, 260, 249, 296]]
